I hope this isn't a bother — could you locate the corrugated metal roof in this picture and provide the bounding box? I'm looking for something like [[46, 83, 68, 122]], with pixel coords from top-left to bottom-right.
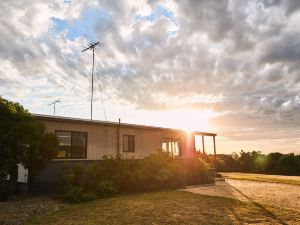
[[34, 114, 217, 136]]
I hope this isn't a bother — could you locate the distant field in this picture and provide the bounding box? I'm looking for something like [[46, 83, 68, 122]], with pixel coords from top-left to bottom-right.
[[221, 172, 300, 186]]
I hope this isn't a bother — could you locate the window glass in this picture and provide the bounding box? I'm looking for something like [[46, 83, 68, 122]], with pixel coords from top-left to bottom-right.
[[128, 135, 134, 152], [123, 135, 128, 152], [162, 142, 167, 152], [72, 132, 87, 158], [56, 131, 87, 159], [123, 135, 135, 152], [161, 138, 180, 156], [173, 141, 180, 156], [56, 131, 71, 158]]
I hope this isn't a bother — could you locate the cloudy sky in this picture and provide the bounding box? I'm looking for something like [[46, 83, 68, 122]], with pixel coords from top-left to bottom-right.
[[1, 0, 300, 154]]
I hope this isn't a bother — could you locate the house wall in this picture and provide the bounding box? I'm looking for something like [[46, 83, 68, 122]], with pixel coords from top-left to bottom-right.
[[119, 127, 191, 159], [30, 118, 211, 194], [41, 119, 117, 160], [39, 119, 194, 160]]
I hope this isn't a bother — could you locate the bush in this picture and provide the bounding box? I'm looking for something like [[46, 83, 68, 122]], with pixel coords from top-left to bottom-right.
[[57, 185, 96, 203], [182, 158, 214, 185], [0, 165, 9, 201], [95, 180, 117, 197], [0, 180, 9, 201], [56, 151, 213, 202]]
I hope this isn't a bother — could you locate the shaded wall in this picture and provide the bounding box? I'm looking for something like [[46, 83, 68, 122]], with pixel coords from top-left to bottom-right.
[[31, 161, 101, 194]]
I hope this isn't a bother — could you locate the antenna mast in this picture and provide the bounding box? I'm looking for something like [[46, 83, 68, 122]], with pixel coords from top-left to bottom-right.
[[48, 99, 60, 116], [82, 41, 102, 120]]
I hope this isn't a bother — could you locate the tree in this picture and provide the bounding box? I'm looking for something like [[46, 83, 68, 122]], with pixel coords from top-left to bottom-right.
[[0, 97, 32, 198], [21, 122, 58, 193], [216, 154, 239, 172], [252, 151, 267, 173], [266, 152, 283, 174], [0, 96, 58, 199], [239, 150, 253, 172]]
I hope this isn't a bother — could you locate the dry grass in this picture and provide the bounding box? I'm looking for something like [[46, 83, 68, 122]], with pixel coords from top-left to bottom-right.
[[26, 191, 299, 225], [0, 196, 65, 225], [221, 172, 300, 186]]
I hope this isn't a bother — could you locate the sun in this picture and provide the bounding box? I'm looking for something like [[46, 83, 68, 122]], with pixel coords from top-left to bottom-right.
[[154, 109, 212, 132], [174, 110, 211, 132]]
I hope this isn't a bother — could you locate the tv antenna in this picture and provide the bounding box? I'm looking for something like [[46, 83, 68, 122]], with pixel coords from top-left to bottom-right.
[[82, 41, 103, 120], [48, 99, 60, 116], [95, 64, 107, 121]]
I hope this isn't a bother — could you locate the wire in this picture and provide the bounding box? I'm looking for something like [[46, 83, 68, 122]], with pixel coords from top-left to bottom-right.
[[95, 64, 107, 121]]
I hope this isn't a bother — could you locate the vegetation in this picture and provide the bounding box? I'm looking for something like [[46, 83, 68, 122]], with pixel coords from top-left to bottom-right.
[[221, 172, 300, 186], [0, 196, 65, 225], [56, 151, 214, 202], [215, 150, 300, 176], [0, 96, 58, 200], [27, 191, 300, 225]]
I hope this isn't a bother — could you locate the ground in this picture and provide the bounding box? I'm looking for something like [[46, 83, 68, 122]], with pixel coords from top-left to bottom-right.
[[185, 179, 300, 211], [0, 173, 299, 225], [221, 172, 300, 186], [0, 196, 65, 225]]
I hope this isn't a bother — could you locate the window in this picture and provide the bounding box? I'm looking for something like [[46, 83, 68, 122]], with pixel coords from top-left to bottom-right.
[[56, 131, 71, 158], [123, 135, 135, 152], [161, 138, 181, 156], [71, 132, 87, 158], [56, 131, 87, 159]]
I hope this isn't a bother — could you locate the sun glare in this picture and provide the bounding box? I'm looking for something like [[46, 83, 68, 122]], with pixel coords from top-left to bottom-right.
[[156, 109, 212, 132]]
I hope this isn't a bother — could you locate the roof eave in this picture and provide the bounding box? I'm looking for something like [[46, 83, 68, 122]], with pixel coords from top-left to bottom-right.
[[34, 114, 217, 136]]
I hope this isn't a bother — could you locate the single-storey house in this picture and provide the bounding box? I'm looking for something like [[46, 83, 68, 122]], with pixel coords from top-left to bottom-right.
[[18, 114, 217, 194]]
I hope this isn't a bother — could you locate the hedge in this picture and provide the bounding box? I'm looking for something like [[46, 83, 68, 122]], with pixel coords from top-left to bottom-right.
[[56, 151, 214, 202]]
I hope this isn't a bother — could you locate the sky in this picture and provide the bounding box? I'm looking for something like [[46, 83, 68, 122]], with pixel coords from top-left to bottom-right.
[[0, 0, 300, 154]]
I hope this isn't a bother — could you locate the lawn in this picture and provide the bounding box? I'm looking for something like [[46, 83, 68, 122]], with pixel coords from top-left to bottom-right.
[[221, 172, 300, 186], [25, 191, 299, 225]]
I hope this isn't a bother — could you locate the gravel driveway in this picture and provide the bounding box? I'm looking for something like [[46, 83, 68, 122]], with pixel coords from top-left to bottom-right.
[[185, 179, 300, 212], [226, 179, 300, 211]]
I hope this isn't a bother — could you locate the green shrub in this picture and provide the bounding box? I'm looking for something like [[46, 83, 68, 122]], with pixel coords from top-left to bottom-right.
[[95, 180, 117, 197], [0, 180, 9, 201], [182, 158, 214, 185], [56, 151, 213, 202], [57, 185, 96, 203], [0, 155, 9, 200]]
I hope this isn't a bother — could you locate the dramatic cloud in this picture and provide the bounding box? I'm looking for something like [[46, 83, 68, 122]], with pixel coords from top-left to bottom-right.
[[0, 0, 300, 153]]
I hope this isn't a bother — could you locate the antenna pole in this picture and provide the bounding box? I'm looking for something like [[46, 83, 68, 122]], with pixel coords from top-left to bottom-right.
[[82, 41, 102, 120], [48, 99, 60, 116], [91, 47, 95, 120]]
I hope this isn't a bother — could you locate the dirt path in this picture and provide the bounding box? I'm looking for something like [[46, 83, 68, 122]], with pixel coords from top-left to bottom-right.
[[185, 179, 300, 212], [183, 181, 249, 202], [226, 179, 300, 212]]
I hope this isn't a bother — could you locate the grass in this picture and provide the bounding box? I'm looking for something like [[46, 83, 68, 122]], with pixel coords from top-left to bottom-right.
[[0, 196, 65, 225], [221, 172, 300, 186], [26, 191, 299, 225]]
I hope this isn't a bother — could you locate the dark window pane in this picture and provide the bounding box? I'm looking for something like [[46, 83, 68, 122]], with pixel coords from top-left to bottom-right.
[[123, 135, 134, 152], [71, 132, 87, 158], [128, 136, 134, 152], [56, 131, 71, 158]]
